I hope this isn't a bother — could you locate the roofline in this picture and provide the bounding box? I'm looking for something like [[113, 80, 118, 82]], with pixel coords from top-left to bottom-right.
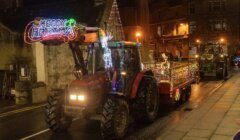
[[0, 22, 18, 35]]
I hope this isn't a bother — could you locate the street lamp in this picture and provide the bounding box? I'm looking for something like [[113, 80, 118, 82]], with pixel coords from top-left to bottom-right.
[[196, 39, 201, 44], [219, 37, 226, 55], [135, 31, 142, 42], [220, 38, 225, 43], [196, 39, 201, 55]]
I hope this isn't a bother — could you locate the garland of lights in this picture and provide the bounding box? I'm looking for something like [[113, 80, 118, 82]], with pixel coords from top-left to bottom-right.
[[99, 29, 113, 69]]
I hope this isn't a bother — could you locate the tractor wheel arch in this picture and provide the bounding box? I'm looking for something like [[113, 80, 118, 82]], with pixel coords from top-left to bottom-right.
[[131, 73, 159, 123], [130, 70, 155, 99]]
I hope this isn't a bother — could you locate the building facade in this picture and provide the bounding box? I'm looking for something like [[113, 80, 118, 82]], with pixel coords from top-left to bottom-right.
[[150, 0, 189, 59], [188, 0, 240, 55], [150, 0, 240, 59], [118, 0, 152, 61]]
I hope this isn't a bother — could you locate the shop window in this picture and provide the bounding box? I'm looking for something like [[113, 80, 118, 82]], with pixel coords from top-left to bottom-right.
[[157, 26, 162, 37]]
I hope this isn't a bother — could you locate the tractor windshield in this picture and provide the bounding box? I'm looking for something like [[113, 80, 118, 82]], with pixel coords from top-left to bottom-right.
[[202, 44, 223, 54], [110, 46, 140, 73], [80, 45, 105, 74]]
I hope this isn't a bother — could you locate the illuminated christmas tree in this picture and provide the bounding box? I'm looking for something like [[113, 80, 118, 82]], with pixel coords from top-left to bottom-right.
[[107, 0, 125, 41]]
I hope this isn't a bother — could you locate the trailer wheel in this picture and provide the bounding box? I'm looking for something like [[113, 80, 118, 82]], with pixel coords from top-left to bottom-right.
[[133, 78, 159, 123], [45, 89, 72, 132], [179, 89, 187, 104], [101, 96, 129, 139], [186, 85, 192, 101], [200, 71, 204, 79]]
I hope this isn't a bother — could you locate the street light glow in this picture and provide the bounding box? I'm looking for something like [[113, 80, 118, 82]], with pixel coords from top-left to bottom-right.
[[220, 38, 225, 43], [136, 32, 141, 37], [196, 39, 201, 43]]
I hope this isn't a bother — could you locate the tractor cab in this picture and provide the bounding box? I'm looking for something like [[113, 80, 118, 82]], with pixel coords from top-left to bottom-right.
[[108, 41, 142, 94]]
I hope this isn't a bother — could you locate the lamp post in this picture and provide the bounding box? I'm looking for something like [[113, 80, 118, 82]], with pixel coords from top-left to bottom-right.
[[196, 39, 201, 56], [219, 38, 225, 54], [135, 32, 141, 42]]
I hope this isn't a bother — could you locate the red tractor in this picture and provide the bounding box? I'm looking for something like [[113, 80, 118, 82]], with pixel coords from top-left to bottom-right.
[[45, 29, 159, 139]]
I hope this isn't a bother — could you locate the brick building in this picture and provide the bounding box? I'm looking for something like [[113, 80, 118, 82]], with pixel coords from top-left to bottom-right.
[[149, 0, 240, 59]]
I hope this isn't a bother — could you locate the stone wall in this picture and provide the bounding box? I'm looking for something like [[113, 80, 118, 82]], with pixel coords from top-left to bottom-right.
[[0, 23, 32, 70], [44, 44, 75, 89]]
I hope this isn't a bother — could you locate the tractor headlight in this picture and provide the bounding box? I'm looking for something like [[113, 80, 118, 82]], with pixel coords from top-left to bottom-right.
[[70, 94, 77, 100], [70, 94, 85, 101], [77, 95, 85, 101]]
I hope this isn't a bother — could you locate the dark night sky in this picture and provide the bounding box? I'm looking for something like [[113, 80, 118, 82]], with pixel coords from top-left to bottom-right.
[[151, 0, 183, 6], [22, 0, 78, 6]]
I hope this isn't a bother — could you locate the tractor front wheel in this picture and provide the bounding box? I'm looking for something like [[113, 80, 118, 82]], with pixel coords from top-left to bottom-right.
[[45, 89, 72, 132], [101, 96, 129, 139]]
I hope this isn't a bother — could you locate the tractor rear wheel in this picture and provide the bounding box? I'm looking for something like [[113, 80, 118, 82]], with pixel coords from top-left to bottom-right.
[[216, 63, 225, 79], [133, 78, 159, 123], [101, 96, 129, 139], [45, 89, 72, 132]]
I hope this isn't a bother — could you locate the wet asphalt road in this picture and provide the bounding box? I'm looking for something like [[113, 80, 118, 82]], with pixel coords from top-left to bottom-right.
[[0, 74, 233, 140]]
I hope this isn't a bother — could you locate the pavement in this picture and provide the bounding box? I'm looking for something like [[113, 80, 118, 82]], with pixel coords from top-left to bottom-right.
[[156, 72, 240, 140]]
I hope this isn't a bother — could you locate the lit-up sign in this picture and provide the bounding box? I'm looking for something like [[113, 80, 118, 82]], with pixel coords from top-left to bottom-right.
[[24, 18, 77, 44]]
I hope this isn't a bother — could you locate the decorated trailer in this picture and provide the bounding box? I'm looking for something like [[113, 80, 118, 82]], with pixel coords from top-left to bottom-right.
[[143, 54, 199, 104]]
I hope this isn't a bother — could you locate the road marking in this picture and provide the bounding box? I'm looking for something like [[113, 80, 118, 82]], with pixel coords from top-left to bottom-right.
[[20, 118, 79, 140], [20, 129, 50, 140], [0, 104, 46, 119]]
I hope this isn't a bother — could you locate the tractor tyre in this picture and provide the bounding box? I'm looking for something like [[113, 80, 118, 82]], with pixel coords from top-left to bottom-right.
[[101, 96, 129, 140], [225, 63, 228, 77], [45, 89, 72, 133], [133, 78, 159, 123], [216, 65, 224, 80]]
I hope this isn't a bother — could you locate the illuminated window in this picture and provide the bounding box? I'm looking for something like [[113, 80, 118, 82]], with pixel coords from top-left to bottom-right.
[[209, 19, 227, 31], [157, 26, 162, 37], [189, 21, 196, 34]]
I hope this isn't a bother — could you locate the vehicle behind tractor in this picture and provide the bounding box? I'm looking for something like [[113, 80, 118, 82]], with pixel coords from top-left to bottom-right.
[[198, 43, 228, 79]]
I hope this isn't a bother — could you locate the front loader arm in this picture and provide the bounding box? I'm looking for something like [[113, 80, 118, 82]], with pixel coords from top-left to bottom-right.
[[69, 42, 87, 75]]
